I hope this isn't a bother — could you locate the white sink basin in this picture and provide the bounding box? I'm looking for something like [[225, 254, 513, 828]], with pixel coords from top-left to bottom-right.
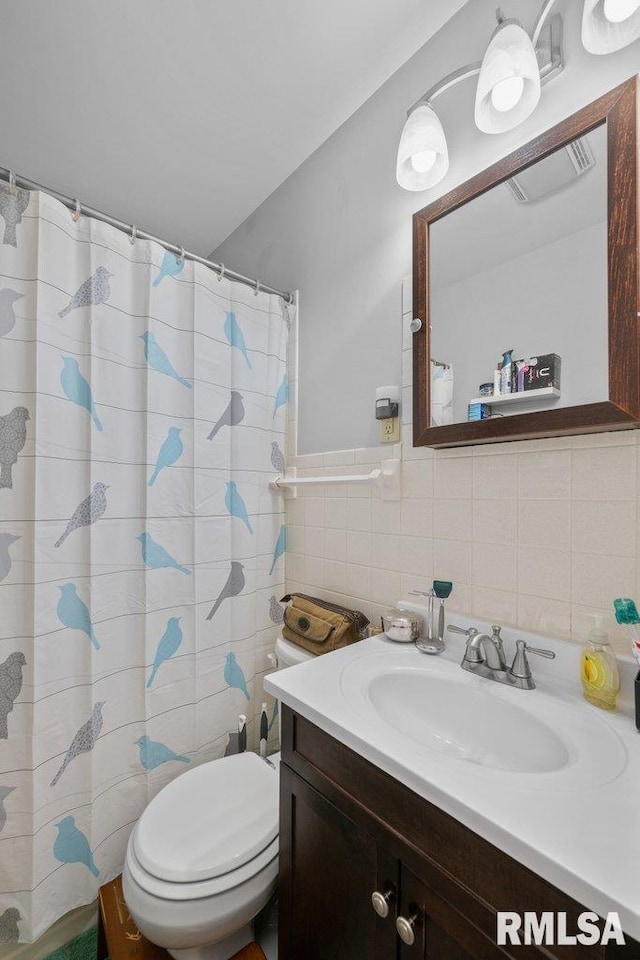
[[340, 652, 626, 790], [368, 670, 568, 772]]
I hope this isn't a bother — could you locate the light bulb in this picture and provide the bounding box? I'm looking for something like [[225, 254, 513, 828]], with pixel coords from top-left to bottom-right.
[[490, 76, 525, 113], [410, 149, 437, 174], [603, 0, 640, 21]]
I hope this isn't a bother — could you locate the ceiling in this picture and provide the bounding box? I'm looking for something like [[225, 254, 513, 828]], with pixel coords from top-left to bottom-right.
[[0, 0, 469, 257]]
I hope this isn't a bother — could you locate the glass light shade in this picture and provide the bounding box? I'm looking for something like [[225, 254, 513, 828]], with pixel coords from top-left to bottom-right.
[[582, 0, 640, 52], [475, 21, 541, 134], [491, 75, 525, 112], [396, 104, 449, 191], [604, 0, 640, 22]]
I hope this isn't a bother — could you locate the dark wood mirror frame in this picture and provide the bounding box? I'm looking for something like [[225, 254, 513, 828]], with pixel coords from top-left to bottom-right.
[[412, 76, 639, 448]]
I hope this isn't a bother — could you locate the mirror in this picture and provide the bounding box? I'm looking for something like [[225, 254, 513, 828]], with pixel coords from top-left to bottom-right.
[[430, 126, 608, 426], [412, 78, 639, 447]]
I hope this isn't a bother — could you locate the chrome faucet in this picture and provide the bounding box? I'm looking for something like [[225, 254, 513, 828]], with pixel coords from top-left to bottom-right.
[[448, 624, 555, 689]]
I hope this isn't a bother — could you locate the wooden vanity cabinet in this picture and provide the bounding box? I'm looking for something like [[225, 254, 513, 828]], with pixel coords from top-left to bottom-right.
[[278, 706, 639, 960]]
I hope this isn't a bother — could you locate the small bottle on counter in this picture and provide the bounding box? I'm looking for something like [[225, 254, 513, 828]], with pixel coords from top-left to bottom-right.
[[580, 616, 620, 710]]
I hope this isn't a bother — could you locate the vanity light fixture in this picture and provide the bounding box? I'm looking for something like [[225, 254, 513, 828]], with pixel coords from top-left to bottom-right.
[[396, 103, 449, 190], [475, 15, 541, 133], [396, 3, 562, 192], [582, 0, 640, 53], [397, 0, 640, 192]]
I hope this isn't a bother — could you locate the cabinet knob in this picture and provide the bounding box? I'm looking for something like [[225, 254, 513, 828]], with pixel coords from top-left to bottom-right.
[[396, 912, 419, 946], [371, 888, 394, 919]]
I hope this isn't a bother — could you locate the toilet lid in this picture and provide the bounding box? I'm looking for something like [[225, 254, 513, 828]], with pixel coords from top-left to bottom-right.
[[133, 752, 279, 883]]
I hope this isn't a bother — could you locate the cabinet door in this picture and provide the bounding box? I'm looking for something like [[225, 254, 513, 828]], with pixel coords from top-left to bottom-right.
[[397, 865, 509, 960], [279, 762, 398, 960]]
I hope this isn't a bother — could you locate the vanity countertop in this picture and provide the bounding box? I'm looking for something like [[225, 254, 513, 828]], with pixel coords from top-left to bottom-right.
[[265, 621, 640, 940]]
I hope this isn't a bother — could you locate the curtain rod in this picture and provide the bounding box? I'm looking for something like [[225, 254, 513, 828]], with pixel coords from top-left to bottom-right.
[[0, 167, 295, 304]]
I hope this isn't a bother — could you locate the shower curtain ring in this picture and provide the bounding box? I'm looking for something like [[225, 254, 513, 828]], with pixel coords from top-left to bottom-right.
[[218, 264, 225, 282], [8, 171, 16, 195], [254, 279, 261, 297], [71, 199, 81, 222], [129, 225, 138, 245], [177, 245, 185, 264]]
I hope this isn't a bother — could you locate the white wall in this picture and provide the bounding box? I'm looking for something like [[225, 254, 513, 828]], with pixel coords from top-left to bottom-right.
[[214, 0, 640, 454]]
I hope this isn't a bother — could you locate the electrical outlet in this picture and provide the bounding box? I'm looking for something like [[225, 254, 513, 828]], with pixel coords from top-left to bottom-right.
[[380, 418, 400, 443]]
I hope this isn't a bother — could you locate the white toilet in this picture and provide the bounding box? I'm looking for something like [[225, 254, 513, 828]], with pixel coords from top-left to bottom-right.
[[122, 635, 311, 960]]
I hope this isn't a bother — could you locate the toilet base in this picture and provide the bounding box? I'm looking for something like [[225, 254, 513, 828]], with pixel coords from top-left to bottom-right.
[[168, 923, 252, 960]]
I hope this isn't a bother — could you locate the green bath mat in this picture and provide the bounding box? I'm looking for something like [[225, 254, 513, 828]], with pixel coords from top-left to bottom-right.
[[42, 926, 98, 960]]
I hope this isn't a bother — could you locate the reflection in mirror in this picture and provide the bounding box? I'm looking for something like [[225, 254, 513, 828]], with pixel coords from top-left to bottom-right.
[[429, 124, 608, 427]]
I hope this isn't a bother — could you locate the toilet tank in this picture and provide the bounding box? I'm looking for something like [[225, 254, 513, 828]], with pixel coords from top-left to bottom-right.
[[274, 633, 314, 669]]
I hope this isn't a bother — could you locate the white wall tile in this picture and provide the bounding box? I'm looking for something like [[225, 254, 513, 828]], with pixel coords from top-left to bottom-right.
[[473, 499, 517, 545], [347, 531, 372, 566], [472, 586, 517, 625], [370, 533, 400, 570], [433, 499, 473, 542], [325, 528, 347, 562], [399, 536, 433, 576], [434, 456, 473, 499], [401, 498, 433, 538], [372, 500, 402, 534], [304, 498, 326, 527], [518, 500, 571, 552], [517, 547, 571, 601], [325, 560, 347, 593], [347, 499, 372, 532], [517, 595, 571, 639], [571, 445, 636, 501], [472, 543, 517, 593], [518, 449, 572, 500], [325, 498, 347, 529], [304, 556, 325, 588], [473, 453, 518, 499], [369, 567, 401, 608], [402, 460, 433, 498], [323, 450, 356, 468], [401, 276, 412, 316], [572, 552, 636, 608], [345, 563, 370, 600], [572, 500, 637, 558], [434, 539, 472, 583], [304, 526, 325, 559]]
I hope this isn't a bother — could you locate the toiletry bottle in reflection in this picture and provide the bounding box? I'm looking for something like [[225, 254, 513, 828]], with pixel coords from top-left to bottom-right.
[[500, 349, 514, 395], [493, 364, 502, 396], [580, 616, 620, 710]]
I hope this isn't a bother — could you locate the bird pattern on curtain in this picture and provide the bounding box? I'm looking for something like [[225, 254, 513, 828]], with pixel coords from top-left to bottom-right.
[[0, 184, 290, 942]]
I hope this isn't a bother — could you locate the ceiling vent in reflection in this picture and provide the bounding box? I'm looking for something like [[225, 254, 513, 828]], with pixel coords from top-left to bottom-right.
[[505, 135, 596, 202]]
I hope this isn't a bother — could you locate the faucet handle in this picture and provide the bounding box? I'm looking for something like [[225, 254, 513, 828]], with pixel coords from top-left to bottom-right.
[[448, 624, 484, 664], [526, 646, 556, 659], [447, 623, 477, 637], [510, 639, 556, 679]]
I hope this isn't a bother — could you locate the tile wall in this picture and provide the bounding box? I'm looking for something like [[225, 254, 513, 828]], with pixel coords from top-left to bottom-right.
[[284, 284, 640, 657]]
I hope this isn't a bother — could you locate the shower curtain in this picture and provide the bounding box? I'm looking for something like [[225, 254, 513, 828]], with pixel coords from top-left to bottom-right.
[[0, 185, 291, 942]]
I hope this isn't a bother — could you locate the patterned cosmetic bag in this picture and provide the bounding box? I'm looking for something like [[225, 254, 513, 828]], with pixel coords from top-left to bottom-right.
[[280, 593, 370, 655]]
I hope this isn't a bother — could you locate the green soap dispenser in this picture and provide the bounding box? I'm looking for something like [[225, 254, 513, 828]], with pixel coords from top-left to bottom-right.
[[580, 616, 620, 711]]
